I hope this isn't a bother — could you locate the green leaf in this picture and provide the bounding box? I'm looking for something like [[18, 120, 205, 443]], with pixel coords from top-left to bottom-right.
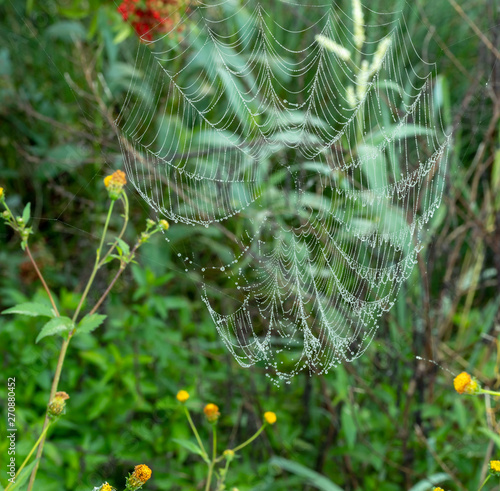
[[76, 314, 107, 336], [22, 202, 31, 223], [36, 317, 74, 343], [6, 458, 39, 490], [173, 438, 209, 463], [341, 405, 357, 449], [115, 237, 130, 257], [270, 457, 344, 491], [478, 427, 500, 448], [2, 302, 55, 318], [408, 473, 450, 491]]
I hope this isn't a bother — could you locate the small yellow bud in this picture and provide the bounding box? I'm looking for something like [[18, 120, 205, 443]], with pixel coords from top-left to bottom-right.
[[453, 372, 480, 395], [176, 390, 189, 403], [0, 187, 4, 200], [100, 483, 114, 491], [104, 170, 127, 200], [126, 464, 152, 489], [204, 403, 220, 423], [264, 411, 277, 425], [159, 219, 169, 231], [433, 488, 445, 491], [48, 391, 70, 418], [490, 460, 500, 475], [223, 449, 235, 461]]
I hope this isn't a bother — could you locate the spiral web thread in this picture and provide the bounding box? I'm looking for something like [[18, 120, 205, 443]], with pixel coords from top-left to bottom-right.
[[116, 0, 450, 381]]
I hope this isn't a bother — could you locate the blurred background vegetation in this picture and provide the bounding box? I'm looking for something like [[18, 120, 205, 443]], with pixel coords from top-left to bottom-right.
[[0, 0, 499, 490]]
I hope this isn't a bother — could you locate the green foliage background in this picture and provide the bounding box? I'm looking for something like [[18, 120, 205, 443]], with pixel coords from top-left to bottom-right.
[[0, 0, 499, 490]]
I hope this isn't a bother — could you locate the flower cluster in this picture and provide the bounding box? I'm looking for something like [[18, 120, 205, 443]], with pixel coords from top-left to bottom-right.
[[204, 403, 220, 423], [490, 460, 500, 476], [104, 170, 127, 201], [126, 464, 152, 490], [453, 371, 480, 395], [47, 391, 70, 419], [117, 0, 191, 41]]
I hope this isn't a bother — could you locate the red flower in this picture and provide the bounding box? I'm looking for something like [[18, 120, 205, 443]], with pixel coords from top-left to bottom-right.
[[117, 0, 189, 41]]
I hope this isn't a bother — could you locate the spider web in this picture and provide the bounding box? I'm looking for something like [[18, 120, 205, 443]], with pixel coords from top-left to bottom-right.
[[115, 0, 450, 381]]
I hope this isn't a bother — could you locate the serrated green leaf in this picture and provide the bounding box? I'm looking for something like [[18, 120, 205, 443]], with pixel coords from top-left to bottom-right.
[[76, 314, 107, 336], [22, 202, 31, 223], [36, 317, 74, 343], [2, 302, 55, 318]]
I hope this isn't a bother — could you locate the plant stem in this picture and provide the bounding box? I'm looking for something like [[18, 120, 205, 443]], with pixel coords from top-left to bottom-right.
[[184, 406, 208, 458], [98, 193, 129, 268], [25, 244, 59, 316], [481, 389, 500, 396], [478, 473, 491, 491], [28, 200, 116, 490], [88, 240, 139, 316], [5, 422, 51, 491], [27, 338, 70, 491], [231, 424, 266, 453], [73, 200, 114, 323], [205, 426, 217, 491]]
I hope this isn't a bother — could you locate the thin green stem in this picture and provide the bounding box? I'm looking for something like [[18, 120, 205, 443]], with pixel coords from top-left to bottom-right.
[[205, 426, 217, 491], [98, 193, 129, 268], [27, 338, 70, 491], [213, 426, 217, 461], [478, 473, 491, 491], [5, 423, 51, 491], [216, 458, 231, 491], [73, 200, 114, 323], [184, 406, 208, 458], [25, 244, 59, 316], [481, 389, 500, 397], [231, 424, 266, 453], [28, 201, 115, 490]]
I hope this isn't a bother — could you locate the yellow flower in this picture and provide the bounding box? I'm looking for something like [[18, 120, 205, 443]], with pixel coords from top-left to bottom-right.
[[126, 464, 152, 489], [223, 449, 235, 461], [264, 411, 277, 425], [433, 488, 444, 491], [176, 390, 189, 403], [453, 372, 480, 395], [48, 391, 70, 418], [100, 483, 114, 491], [490, 460, 500, 475], [159, 219, 169, 231], [104, 170, 127, 200], [0, 187, 4, 200], [204, 403, 220, 423]]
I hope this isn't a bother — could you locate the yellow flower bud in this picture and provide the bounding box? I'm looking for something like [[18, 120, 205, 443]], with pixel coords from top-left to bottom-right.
[[223, 449, 235, 461], [264, 411, 277, 425], [100, 482, 114, 491], [204, 403, 220, 423], [104, 170, 127, 200], [159, 219, 169, 231], [490, 460, 500, 475], [453, 372, 480, 395], [0, 187, 4, 200], [176, 390, 189, 403], [433, 488, 445, 491], [126, 464, 152, 490], [48, 391, 70, 418]]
